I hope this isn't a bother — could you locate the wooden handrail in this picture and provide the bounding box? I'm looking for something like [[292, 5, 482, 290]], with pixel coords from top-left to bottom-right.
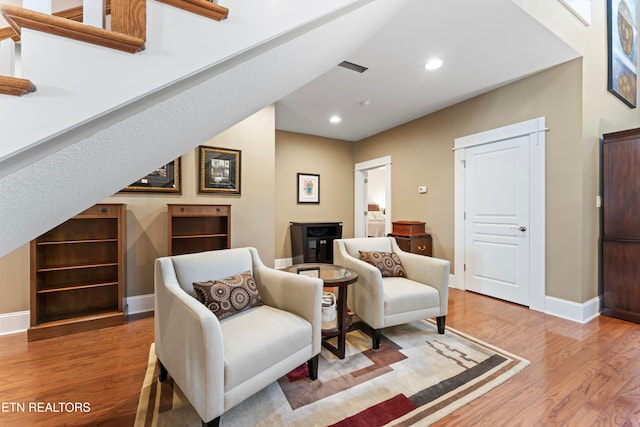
[[0, 25, 17, 41], [156, 0, 228, 21], [0, 75, 36, 96], [0, 2, 113, 42], [0, 4, 145, 53]]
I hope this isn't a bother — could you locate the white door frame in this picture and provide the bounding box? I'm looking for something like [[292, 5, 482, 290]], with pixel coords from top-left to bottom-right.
[[355, 156, 392, 238], [454, 117, 546, 312]]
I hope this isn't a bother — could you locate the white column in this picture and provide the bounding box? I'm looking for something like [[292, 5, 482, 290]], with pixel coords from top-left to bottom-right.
[[22, 0, 52, 14], [83, 0, 106, 28], [0, 39, 15, 77]]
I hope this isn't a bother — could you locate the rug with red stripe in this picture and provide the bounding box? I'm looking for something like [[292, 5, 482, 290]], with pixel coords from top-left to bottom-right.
[[135, 320, 529, 426]]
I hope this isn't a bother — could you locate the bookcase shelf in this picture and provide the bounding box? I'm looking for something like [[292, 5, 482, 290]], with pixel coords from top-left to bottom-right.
[[28, 204, 125, 341], [168, 204, 231, 256]]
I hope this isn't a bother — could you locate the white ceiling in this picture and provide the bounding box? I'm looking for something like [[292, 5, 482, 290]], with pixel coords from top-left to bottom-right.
[[275, 0, 580, 142]]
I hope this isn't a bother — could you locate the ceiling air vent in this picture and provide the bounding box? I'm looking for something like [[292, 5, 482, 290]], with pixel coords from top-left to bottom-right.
[[338, 61, 368, 73]]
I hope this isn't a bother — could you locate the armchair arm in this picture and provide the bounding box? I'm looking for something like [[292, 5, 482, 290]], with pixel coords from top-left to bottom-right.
[[249, 248, 323, 354], [154, 258, 224, 423], [392, 241, 450, 316]]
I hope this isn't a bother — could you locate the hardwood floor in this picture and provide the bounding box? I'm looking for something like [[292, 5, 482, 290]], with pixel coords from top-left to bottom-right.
[[0, 313, 154, 427], [435, 289, 640, 427], [0, 289, 639, 426]]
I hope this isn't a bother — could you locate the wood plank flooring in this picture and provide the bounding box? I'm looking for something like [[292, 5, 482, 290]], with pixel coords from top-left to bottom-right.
[[0, 289, 639, 426], [0, 313, 154, 427]]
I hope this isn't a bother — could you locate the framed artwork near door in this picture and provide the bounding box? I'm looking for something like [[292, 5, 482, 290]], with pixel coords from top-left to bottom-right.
[[607, 0, 638, 108]]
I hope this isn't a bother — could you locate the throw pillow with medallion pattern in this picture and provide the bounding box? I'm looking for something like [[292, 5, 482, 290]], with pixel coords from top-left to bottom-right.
[[193, 271, 262, 320], [359, 251, 406, 277]]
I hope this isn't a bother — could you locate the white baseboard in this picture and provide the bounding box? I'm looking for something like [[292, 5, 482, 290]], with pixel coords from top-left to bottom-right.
[[544, 295, 601, 324], [447, 278, 600, 324], [0, 294, 155, 336], [124, 293, 155, 315], [448, 274, 462, 289], [0, 310, 29, 336]]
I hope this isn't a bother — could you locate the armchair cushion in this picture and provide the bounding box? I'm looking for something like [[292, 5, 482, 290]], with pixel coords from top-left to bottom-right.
[[383, 277, 441, 315], [221, 305, 312, 391], [193, 271, 263, 320], [359, 251, 406, 277]]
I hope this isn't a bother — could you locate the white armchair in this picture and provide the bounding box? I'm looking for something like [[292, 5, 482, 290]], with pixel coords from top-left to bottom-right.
[[333, 237, 450, 348], [154, 247, 323, 427]]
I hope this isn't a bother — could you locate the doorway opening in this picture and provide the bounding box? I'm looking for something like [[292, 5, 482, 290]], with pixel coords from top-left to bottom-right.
[[354, 156, 392, 238]]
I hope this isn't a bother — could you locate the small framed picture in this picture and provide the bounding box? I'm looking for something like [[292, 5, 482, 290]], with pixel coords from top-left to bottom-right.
[[296, 266, 320, 278], [297, 173, 320, 204], [121, 159, 181, 193], [199, 146, 241, 194]]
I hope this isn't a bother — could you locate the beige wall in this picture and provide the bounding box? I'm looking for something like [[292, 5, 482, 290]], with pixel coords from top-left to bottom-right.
[[354, 59, 584, 302], [0, 107, 276, 312], [275, 131, 354, 260], [514, 0, 640, 302], [0, 246, 30, 313]]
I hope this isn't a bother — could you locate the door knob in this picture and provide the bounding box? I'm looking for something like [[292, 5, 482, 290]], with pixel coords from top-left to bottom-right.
[[509, 225, 527, 232]]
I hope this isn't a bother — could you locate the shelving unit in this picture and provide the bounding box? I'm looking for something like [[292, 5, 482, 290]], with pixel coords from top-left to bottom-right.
[[168, 204, 231, 256], [290, 222, 342, 264], [28, 204, 125, 341]]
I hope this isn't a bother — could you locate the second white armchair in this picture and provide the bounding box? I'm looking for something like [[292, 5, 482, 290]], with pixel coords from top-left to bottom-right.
[[333, 237, 450, 349]]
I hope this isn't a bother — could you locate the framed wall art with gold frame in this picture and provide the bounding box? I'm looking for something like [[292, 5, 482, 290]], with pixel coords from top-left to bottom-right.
[[198, 146, 241, 194], [120, 159, 181, 193]]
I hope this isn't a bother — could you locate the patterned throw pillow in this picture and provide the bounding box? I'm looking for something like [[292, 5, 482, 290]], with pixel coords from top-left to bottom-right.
[[193, 271, 263, 320], [359, 251, 407, 277]]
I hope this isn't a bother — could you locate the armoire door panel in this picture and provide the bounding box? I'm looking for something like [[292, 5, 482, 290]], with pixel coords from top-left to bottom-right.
[[603, 138, 640, 238], [602, 241, 640, 323]]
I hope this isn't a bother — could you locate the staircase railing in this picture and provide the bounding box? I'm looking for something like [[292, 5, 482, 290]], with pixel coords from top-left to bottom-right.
[[0, 3, 146, 53], [155, 0, 228, 21], [0, 0, 227, 96]]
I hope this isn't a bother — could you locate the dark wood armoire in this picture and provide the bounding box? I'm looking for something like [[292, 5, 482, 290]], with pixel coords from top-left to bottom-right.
[[602, 128, 640, 323]]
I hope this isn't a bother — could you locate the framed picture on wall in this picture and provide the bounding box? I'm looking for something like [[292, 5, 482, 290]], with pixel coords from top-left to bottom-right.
[[120, 159, 181, 193], [198, 146, 241, 194], [297, 173, 320, 204], [608, 0, 638, 108]]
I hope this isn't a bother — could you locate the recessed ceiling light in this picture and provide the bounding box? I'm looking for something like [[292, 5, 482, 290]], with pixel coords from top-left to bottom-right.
[[329, 115, 342, 124], [425, 58, 443, 71]]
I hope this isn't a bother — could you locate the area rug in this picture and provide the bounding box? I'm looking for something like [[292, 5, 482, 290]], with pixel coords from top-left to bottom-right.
[[135, 320, 529, 426]]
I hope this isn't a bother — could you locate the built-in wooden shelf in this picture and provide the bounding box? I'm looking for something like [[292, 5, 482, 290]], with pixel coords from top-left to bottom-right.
[[29, 203, 126, 341], [156, 0, 229, 21], [0, 4, 145, 54], [168, 204, 231, 256]]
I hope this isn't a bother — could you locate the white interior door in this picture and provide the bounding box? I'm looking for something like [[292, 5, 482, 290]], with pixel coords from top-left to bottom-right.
[[464, 136, 530, 305], [454, 117, 546, 311]]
